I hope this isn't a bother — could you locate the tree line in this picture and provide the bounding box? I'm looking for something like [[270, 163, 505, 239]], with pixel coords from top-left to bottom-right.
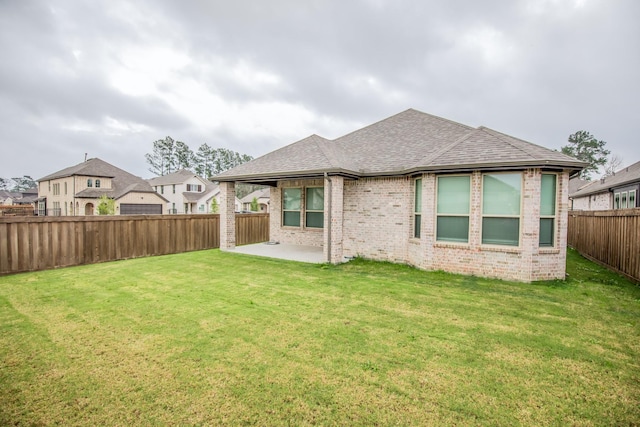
[[0, 176, 37, 192], [145, 136, 253, 178]]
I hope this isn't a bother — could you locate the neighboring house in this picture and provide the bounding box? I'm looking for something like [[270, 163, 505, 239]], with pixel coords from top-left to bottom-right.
[[38, 158, 168, 216], [215, 108, 585, 282], [147, 169, 241, 214], [0, 190, 16, 205], [569, 160, 640, 210], [240, 187, 270, 213]]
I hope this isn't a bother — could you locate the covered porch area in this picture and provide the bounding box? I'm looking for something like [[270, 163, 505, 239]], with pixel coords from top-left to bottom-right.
[[225, 242, 325, 264]]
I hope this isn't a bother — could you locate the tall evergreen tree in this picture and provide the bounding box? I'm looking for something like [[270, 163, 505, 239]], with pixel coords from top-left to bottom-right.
[[561, 131, 610, 179], [174, 140, 196, 171], [146, 136, 177, 176]]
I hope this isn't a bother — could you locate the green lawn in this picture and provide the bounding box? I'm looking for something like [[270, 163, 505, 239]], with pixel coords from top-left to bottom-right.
[[0, 249, 638, 426]]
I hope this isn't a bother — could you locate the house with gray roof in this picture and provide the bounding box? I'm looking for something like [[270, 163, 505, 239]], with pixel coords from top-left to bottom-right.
[[38, 158, 168, 215], [569, 160, 640, 210], [147, 169, 241, 214], [240, 187, 270, 213], [215, 109, 585, 282]]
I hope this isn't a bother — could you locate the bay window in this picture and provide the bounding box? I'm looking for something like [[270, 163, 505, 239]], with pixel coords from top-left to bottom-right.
[[414, 178, 422, 238], [539, 174, 556, 247], [482, 173, 521, 246], [437, 175, 470, 243]]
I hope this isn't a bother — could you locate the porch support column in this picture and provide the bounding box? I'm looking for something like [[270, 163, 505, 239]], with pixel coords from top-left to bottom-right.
[[324, 175, 344, 264], [219, 181, 236, 250]]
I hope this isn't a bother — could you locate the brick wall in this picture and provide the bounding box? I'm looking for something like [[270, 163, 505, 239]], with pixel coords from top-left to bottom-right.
[[340, 171, 568, 282], [265, 168, 570, 282], [342, 177, 412, 263], [270, 179, 324, 247], [571, 192, 611, 210]]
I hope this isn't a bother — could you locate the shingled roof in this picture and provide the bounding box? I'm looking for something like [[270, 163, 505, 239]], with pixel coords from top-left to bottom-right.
[[38, 158, 164, 200], [570, 160, 640, 198], [215, 109, 584, 183]]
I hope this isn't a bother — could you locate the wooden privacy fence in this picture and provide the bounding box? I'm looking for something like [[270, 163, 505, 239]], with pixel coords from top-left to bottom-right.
[[568, 209, 640, 282], [0, 213, 269, 275]]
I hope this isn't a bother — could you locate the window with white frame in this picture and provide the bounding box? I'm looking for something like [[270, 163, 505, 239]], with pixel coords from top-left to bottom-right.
[[482, 173, 521, 246], [282, 188, 301, 227], [87, 179, 93, 188], [614, 192, 620, 209], [95, 179, 101, 188], [621, 191, 628, 209], [630, 190, 637, 208], [186, 184, 202, 192], [414, 178, 422, 238], [437, 175, 470, 243], [305, 187, 324, 228], [539, 174, 557, 247]]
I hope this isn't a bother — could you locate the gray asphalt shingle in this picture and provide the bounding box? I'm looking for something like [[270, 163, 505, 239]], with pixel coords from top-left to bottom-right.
[[215, 109, 585, 181]]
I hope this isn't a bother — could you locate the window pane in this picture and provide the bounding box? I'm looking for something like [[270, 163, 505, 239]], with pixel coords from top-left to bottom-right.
[[621, 192, 628, 209], [306, 187, 324, 211], [437, 216, 469, 243], [414, 214, 421, 238], [540, 174, 556, 216], [283, 211, 300, 227], [539, 218, 554, 247], [483, 174, 521, 215], [415, 179, 422, 213], [283, 188, 301, 210], [482, 217, 519, 246], [614, 193, 620, 209], [438, 176, 470, 214], [306, 212, 324, 228], [630, 191, 636, 208]]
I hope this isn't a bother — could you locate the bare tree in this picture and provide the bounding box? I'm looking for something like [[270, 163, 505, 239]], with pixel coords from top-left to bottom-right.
[[603, 154, 623, 177]]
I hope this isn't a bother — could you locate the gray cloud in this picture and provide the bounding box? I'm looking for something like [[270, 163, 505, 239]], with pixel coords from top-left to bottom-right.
[[1, 0, 638, 181]]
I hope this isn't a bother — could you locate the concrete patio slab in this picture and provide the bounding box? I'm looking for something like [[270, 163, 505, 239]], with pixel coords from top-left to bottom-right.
[[224, 242, 326, 264]]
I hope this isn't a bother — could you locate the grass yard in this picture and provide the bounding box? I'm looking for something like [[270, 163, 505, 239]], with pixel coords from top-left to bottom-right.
[[0, 248, 639, 426]]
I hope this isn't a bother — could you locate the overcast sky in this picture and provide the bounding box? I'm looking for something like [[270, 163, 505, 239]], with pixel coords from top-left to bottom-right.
[[1, 0, 638, 182]]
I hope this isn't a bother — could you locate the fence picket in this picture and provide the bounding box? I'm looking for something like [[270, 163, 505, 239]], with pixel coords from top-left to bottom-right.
[[0, 214, 268, 275], [568, 209, 640, 283]]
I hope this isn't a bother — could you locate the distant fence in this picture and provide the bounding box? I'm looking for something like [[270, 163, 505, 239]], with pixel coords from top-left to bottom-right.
[[0, 205, 35, 216], [0, 213, 269, 275], [568, 209, 640, 283]]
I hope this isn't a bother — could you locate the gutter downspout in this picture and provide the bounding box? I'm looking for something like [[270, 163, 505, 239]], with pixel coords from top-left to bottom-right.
[[324, 172, 332, 263]]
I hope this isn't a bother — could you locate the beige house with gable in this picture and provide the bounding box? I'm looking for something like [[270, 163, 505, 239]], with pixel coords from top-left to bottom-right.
[[148, 169, 242, 214], [215, 109, 585, 282], [38, 158, 167, 215]]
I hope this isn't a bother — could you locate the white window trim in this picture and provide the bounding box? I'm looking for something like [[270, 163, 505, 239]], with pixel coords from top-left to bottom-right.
[[413, 178, 422, 239]]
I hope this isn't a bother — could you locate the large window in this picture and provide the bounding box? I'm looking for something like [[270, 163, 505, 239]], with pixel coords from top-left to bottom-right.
[[482, 173, 521, 246], [305, 187, 324, 228], [414, 178, 422, 238], [283, 188, 301, 227], [539, 174, 557, 247], [437, 175, 470, 243]]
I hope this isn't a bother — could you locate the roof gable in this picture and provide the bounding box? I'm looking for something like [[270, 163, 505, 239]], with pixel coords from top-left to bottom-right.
[[39, 158, 161, 201], [215, 108, 586, 182]]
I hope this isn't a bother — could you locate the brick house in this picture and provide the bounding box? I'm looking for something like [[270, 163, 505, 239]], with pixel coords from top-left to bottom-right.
[[569, 160, 640, 210], [215, 109, 585, 282]]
